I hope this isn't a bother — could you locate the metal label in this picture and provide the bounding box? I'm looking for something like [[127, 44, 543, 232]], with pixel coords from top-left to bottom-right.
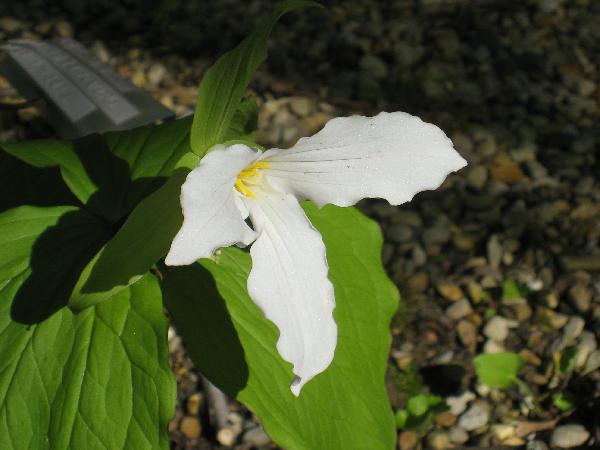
[[3, 43, 96, 122], [54, 38, 137, 94], [21, 41, 139, 125]]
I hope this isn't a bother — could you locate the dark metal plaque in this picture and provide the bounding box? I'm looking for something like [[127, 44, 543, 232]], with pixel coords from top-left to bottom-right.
[[0, 38, 174, 138]]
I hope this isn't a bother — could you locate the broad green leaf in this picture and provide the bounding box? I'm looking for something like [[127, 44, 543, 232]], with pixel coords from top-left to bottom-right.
[[191, 0, 320, 156], [1, 117, 192, 222], [222, 96, 259, 143], [0, 151, 77, 213], [407, 394, 443, 417], [0, 206, 109, 324], [0, 273, 175, 450], [163, 204, 398, 450], [474, 352, 523, 389], [70, 169, 188, 311]]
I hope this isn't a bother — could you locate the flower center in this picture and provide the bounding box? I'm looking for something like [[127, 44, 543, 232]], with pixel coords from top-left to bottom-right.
[[235, 160, 271, 199]]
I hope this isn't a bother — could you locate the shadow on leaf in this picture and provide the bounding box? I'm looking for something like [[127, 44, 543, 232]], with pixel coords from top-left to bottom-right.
[[162, 264, 249, 396]]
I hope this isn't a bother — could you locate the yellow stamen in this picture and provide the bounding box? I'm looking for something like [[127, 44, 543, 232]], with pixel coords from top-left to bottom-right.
[[235, 160, 271, 199]]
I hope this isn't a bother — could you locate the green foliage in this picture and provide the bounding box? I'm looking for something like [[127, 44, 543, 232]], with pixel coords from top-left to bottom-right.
[[552, 392, 574, 411], [558, 346, 579, 376], [502, 279, 525, 304], [190, 0, 320, 155], [163, 204, 398, 450], [474, 352, 523, 389], [0, 205, 174, 449], [395, 394, 446, 433]]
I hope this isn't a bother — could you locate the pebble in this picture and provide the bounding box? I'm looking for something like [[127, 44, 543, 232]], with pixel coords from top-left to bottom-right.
[[423, 225, 451, 245], [449, 426, 469, 445], [406, 272, 429, 295], [289, 97, 314, 117], [467, 165, 488, 189], [575, 331, 597, 368], [568, 283, 592, 312], [492, 424, 516, 441], [436, 411, 457, 428], [562, 316, 585, 344], [487, 235, 503, 269], [457, 319, 478, 353], [180, 416, 202, 439], [446, 299, 473, 320], [458, 401, 489, 431], [426, 431, 451, 450], [243, 426, 271, 447], [447, 391, 475, 416], [392, 211, 423, 227], [0, 17, 23, 33], [147, 63, 167, 86], [186, 393, 203, 416], [398, 430, 418, 450], [54, 20, 73, 38], [527, 441, 549, 450], [483, 339, 506, 353], [483, 316, 517, 342], [436, 282, 464, 301], [388, 224, 414, 243], [550, 424, 590, 448], [489, 154, 525, 183], [583, 349, 600, 374]]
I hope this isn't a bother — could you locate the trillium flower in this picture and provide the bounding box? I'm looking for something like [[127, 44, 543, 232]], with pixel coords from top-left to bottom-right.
[[165, 112, 467, 395]]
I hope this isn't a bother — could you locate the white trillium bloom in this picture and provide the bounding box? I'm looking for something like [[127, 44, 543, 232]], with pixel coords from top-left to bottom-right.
[[165, 111, 467, 396]]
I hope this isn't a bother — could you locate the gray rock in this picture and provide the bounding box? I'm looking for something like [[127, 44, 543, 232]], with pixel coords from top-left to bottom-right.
[[457, 401, 489, 431], [0, 17, 23, 33], [569, 283, 592, 312], [575, 331, 597, 369], [289, 97, 313, 117], [446, 391, 475, 416], [550, 424, 590, 448], [483, 316, 516, 342], [583, 349, 600, 375], [467, 165, 488, 190], [563, 316, 585, 344], [243, 426, 271, 447], [426, 430, 451, 450], [446, 299, 473, 321], [449, 427, 469, 445], [423, 225, 451, 245], [527, 440, 549, 450], [388, 224, 414, 243], [392, 210, 423, 227], [487, 235, 503, 269]]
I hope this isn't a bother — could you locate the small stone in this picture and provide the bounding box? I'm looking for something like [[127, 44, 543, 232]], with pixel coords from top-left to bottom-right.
[[406, 272, 429, 295], [436, 411, 457, 428], [301, 112, 333, 135], [180, 416, 202, 439], [483, 316, 517, 342], [436, 282, 464, 302], [427, 431, 451, 450], [527, 440, 549, 450], [186, 393, 204, 416], [487, 235, 503, 269], [0, 17, 23, 33], [467, 165, 488, 190], [398, 430, 418, 450], [512, 302, 533, 321], [449, 427, 469, 444], [569, 283, 592, 312], [451, 132, 474, 153], [575, 331, 597, 369], [457, 319, 478, 353], [510, 143, 537, 163], [583, 350, 600, 374], [467, 281, 485, 303], [54, 20, 73, 38], [550, 424, 590, 448], [453, 233, 477, 252], [243, 426, 271, 447], [489, 154, 525, 183], [447, 391, 475, 416], [147, 63, 167, 86], [458, 401, 489, 431], [446, 299, 473, 320], [563, 316, 585, 344], [577, 79, 596, 97], [388, 224, 414, 243], [483, 339, 506, 353], [412, 245, 427, 267], [392, 211, 423, 227], [492, 424, 516, 441], [217, 428, 237, 447], [423, 225, 451, 245], [520, 349, 542, 366], [289, 97, 313, 117], [504, 437, 526, 446]]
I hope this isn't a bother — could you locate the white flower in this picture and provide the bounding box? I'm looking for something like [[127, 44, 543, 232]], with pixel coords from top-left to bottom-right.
[[165, 112, 467, 395]]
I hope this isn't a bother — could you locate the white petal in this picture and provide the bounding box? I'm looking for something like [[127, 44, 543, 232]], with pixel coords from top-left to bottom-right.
[[165, 144, 259, 266], [260, 111, 467, 207], [243, 187, 337, 396]]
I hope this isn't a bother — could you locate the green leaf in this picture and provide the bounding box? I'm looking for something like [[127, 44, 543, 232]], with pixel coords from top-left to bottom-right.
[[474, 352, 523, 389], [0, 151, 78, 213], [222, 96, 259, 143], [558, 346, 579, 375], [407, 394, 443, 417], [1, 117, 192, 222], [0, 206, 109, 324], [70, 169, 188, 311], [552, 392, 574, 411], [163, 204, 398, 450], [191, 0, 320, 156], [0, 273, 175, 450], [502, 280, 525, 304]]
